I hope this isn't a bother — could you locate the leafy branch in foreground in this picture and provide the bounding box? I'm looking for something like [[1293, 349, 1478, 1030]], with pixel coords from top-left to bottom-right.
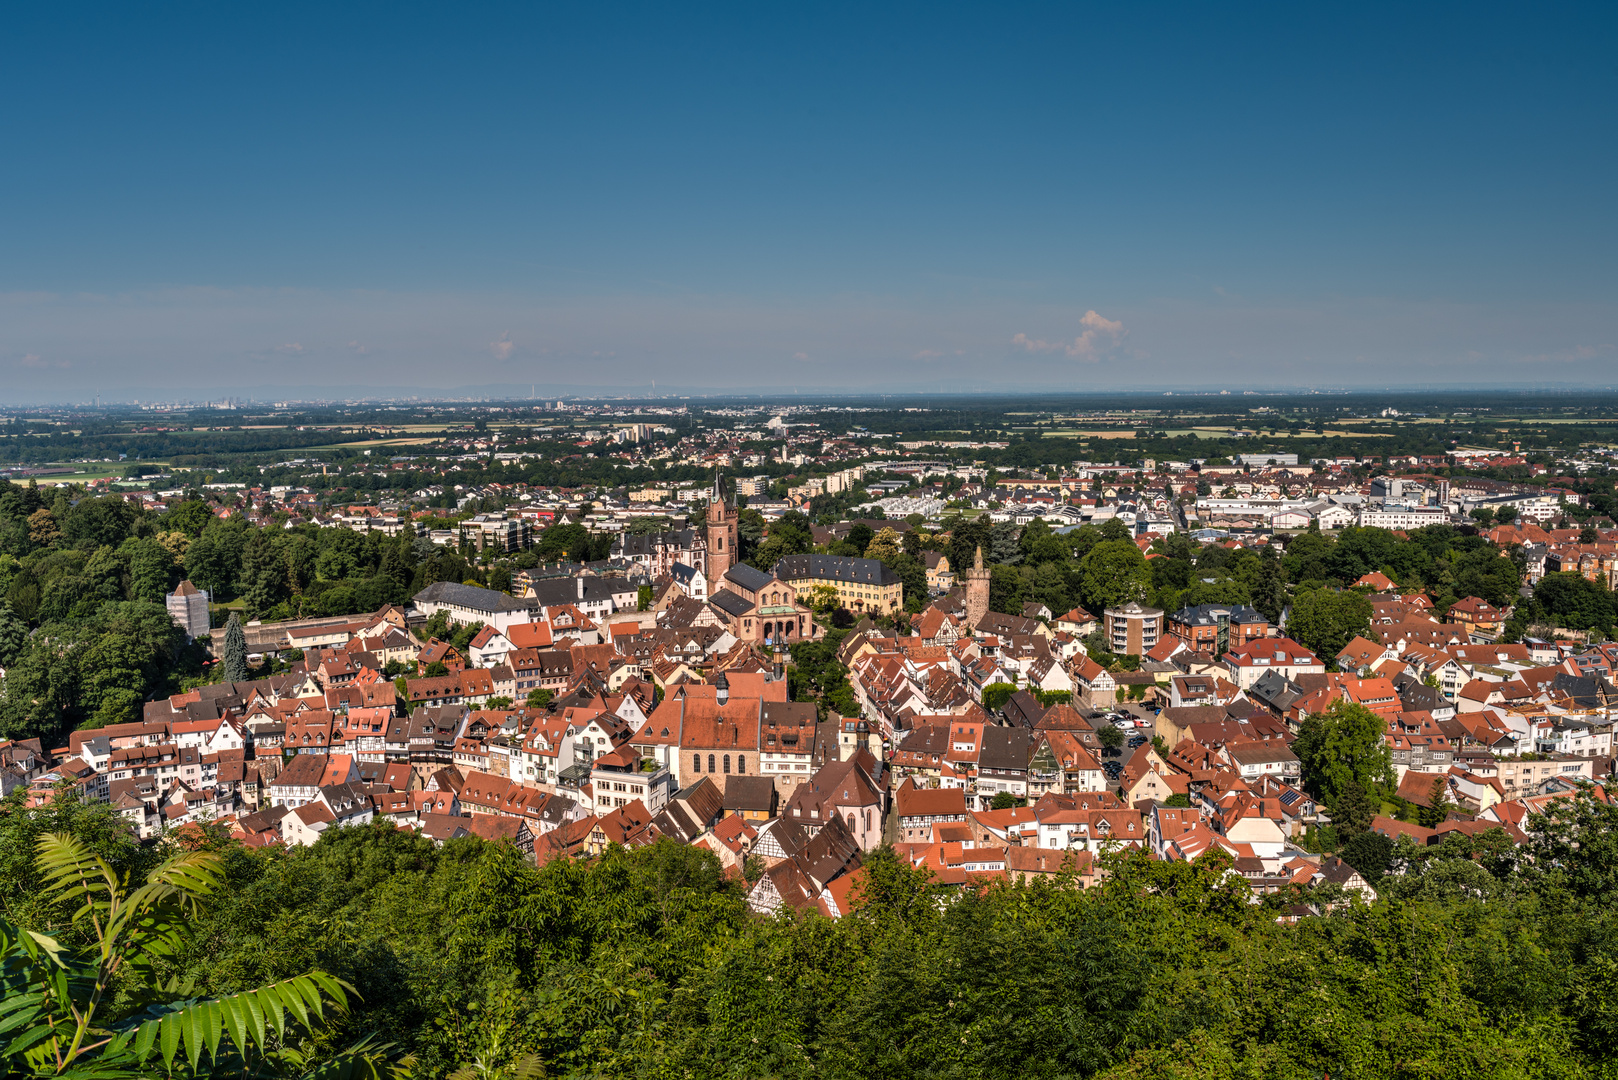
[[0, 832, 403, 1079]]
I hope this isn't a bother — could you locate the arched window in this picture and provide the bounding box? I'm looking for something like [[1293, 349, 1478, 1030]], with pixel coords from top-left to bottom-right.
[[693, 753, 700, 774], [723, 754, 731, 774], [708, 754, 715, 773], [737, 755, 746, 774]]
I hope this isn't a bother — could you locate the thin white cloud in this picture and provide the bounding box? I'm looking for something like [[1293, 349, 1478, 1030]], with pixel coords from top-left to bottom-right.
[[1012, 310, 1126, 361], [490, 332, 514, 361], [275, 342, 308, 355], [914, 349, 943, 360], [18, 353, 67, 369], [793, 351, 809, 360], [347, 340, 371, 355]]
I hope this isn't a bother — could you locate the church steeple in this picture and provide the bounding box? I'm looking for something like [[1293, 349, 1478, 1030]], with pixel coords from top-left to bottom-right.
[[707, 469, 737, 582]]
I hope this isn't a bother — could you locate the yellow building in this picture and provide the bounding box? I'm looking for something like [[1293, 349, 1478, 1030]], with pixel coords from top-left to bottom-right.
[[773, 554, 903, 614]]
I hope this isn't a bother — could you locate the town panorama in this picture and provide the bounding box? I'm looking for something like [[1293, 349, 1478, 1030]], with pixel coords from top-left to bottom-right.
[[2, 389, 1618, 1074]]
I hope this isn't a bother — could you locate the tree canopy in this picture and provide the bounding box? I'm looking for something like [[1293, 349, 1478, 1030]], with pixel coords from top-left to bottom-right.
[[3, 788, 1617, 1079]]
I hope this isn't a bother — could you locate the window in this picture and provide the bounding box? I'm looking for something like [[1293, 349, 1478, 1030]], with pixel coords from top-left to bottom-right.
[[723, 754, 731, 774], [693, 753, 701, 773], [708, 754, 715, 772], [737, 755, 746, 774]]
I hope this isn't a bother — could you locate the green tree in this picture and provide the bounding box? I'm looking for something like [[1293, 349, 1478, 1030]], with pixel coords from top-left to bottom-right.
[[1098, 517, 1132, 542], [806, 584, 841, 618], [988, 563, 1025, 615], [1332, 779, 1377, 838], [864, 527, 902, 566], [1, 602, 188, 742], [749, 511, 814, 570], [1097, 723, 1125, 754], [1294, 700, 1393, 806], [1417, 773, 1455, 828], [27, 509, 61, 550], [239, 529, 288, 618], [1078, 540, 1151, 613], [525, 688, 553, 708], [61, 495, 138, 550], [981, 682, 1017, 712], [1518, 784, 1618, 906], [165, 499, 216, 538], [0, 603, 27, 668], [1288, 587, 1373, 659], [123, 537, 174, 603], [184, 521, 246, 601], [1339, 829, 1395, 884], [0, 832, 389, 1078], [223, 610, 249, 682], [1535, 572, 1616, 635]]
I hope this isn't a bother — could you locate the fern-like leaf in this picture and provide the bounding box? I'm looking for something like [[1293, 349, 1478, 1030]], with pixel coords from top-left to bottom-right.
[[129, 972, 355, 1069], [34, 833, 118, 925]]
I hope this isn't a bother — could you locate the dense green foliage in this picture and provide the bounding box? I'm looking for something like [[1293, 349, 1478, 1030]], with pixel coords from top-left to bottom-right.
[[0, 828, 386, 1079], [915, 519, 1525, 654], [1294, 701, 1395, 808], [0, 601, 191, 739], [0, 480, 486, 744], [10, 789, 1618, 1079]]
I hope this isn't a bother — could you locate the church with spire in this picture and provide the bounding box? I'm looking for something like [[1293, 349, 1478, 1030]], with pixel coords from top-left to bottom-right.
[[700, 470, 820, 647], [706, 469, 738, 582]]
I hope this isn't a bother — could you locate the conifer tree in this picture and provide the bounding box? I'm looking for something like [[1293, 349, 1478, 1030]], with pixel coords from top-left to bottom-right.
[[223, 610, 249, 682]]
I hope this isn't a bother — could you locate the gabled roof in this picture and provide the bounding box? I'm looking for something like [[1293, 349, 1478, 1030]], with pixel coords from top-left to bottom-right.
[[894, 779, 968, 819], [413, 581, 537, 614], [773, 554, 900, 586], [723, 563, 776, 593], [709, 589, 754, 617]]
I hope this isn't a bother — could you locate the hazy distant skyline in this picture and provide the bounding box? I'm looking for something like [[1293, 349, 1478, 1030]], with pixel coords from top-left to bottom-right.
[[4, 2, 1615, 397]]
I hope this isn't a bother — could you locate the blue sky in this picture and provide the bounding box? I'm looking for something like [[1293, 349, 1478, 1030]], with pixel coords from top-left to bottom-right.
[[3, 1, 1615, 397]]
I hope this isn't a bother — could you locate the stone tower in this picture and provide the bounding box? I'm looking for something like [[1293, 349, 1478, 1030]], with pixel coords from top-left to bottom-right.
[[707, 470, 738, 583], [964, 545, 991, 630]]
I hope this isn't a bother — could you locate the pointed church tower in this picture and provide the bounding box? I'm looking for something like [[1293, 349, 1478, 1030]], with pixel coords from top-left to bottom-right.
[[707, 470, 738, 583], [964, 544, 991, 630]]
